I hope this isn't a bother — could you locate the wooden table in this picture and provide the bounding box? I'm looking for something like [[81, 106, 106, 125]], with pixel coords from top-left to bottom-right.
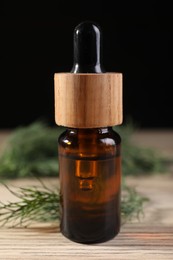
[[0, 130, 173, 259]]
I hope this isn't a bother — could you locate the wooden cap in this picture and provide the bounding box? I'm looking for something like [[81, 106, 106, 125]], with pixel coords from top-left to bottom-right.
[[54, 73, 123, 128]]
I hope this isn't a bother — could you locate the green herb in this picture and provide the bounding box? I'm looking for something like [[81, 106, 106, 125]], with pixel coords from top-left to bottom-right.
[[115, 124, 166, 175], [121, 182, 148, 223], [0, 122, 63, 178], [0, 181, 147, 227], [0, 121, 166, 178]]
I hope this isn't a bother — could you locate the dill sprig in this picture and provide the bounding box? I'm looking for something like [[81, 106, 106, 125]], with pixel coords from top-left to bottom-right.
[[115, 124, 166, 175], [0, 122, 62, 178], [121, 183, 148, 223], [0, 181, 147, 227], [0, 182, 60, 227]]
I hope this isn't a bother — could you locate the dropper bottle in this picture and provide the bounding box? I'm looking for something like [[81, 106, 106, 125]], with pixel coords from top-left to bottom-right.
[[54, 21, 123, 244]]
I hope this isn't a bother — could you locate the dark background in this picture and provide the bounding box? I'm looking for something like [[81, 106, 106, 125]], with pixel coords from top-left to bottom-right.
[[1, 1, 172, 129]]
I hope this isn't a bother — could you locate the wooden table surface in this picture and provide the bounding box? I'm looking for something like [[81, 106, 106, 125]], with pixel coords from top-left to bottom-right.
[[0, 130, 173, 260]]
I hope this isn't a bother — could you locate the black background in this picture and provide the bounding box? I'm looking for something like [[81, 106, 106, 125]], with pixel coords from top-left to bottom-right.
[[1, 1, 172, 129]]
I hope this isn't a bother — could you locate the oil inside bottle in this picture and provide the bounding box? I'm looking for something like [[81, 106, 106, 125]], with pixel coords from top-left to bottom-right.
[[59, 153, 121, 243]]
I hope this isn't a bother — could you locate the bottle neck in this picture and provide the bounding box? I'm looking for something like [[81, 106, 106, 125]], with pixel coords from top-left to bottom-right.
[[66, 127, 112, 136]]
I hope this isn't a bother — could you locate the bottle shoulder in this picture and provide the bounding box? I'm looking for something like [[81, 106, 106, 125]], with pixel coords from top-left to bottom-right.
[[58, 129, 78, 146], [107, 128, 121, 144], [58, 128, 121, 152]]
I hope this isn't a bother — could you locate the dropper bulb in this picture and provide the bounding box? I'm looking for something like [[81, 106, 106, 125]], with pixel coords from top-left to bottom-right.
[[71, 21, 105, 73]]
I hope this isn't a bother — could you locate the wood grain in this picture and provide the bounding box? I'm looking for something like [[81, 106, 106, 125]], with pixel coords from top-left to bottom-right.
[[0, 225, 173, 260], [54, 73, 123, 128]]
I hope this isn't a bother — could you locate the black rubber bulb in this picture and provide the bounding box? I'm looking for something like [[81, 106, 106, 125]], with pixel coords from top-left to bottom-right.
[[71, 21, 105, 73]]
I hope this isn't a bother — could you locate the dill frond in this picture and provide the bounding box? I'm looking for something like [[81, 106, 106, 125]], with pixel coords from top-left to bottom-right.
[[0, 182, 147, 227]]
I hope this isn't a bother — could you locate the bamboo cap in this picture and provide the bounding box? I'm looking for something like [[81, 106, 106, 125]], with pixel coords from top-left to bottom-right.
[[54, 72, 123, 128]]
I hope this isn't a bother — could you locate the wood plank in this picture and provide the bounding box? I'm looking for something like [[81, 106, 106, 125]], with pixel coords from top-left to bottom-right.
[[0, 225, 173, 260]]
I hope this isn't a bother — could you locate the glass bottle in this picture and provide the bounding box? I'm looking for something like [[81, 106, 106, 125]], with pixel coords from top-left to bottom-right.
[[58, 127, 121, 243]]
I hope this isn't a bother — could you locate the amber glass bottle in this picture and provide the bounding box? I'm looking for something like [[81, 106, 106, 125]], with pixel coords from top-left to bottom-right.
[[58, 127, 121, 243], [54, 21, 123, 243]]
